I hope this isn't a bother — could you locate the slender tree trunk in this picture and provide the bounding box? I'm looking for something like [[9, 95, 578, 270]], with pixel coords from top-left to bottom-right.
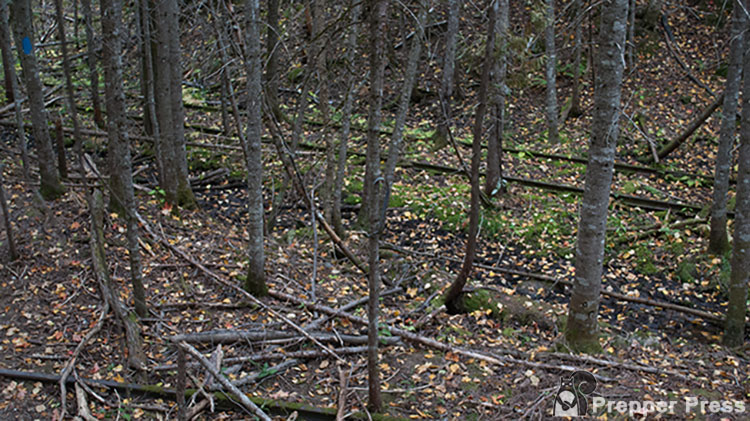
[[0, 1, 13, 105], [331, 1, 361, 237], [265, 0, 283, 121], [54, 0, 84, 175], [709, 5, 745, 255], [569, 0, 583, 117], [364, 0, 388, 411], [219, 70, 231, 136], [626, 0, 635, 69], [544, 0, 559, 143], [0, 0, 30, 181], [79, 0, 105, 129], [381, 1, 427, 222], [443, 0, 496, 314], [135, 0, 153, 136], [565, 0, 628, 353], [485, 0, 508, 197], [9, 0, 66, 200], [138, 0, 162, 184], [100, 0, 147, 317], [243, 0, 267, 296], [433, 0, 458, 150], [0, 163, 17, 261], [723, 16, 750, 347]]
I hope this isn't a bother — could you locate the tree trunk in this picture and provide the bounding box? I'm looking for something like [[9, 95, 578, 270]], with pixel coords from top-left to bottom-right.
[[381, 2, 427, 223], [265, 0, 283, 122], [565, 0, 628, 353], [569, 0, 583, 118], [138, 0, 162, 184], [54, 0, 84, 176], [709, 5, 745, 255], [101, 0, 148, 318], [0, 163, 17, 261], [544, 0, 559, 143], [9, 0, 66, 200], [433, 0, 458, 150], [723, 16, 750, 347], [364, 0, 388, 411], [79, 0, 105, 129], [484, 0, 508, 197], [626, 0, 636, 69], [0, 0, 30, 181], [153, 0, 196, 209], [331, 1, 361, 237], [243, 0, 267, 297], [444, 0, 496, 314], [0, 0, 13, 105]]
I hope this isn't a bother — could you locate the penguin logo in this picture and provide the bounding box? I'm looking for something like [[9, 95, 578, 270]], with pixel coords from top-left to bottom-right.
[[552, 370, 597, 417]]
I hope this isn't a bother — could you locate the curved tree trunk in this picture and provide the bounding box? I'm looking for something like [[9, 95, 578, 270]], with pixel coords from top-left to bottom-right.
[[723, 12, 750, 347], [565, 0, 628, 353], [444, 0, 496, 315], [9, 0, 65, 200], [709, 4, 745, 255]]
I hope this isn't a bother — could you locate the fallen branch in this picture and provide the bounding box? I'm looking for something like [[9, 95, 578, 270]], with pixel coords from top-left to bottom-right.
[[178, 342, 272, 421], [169, 330, 400, 346], [268, 290, 615, 383], [655, 92, 724, 161]]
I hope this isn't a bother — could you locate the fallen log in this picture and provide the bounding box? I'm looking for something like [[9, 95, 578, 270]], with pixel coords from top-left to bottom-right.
[[656, 92, 724, 161]]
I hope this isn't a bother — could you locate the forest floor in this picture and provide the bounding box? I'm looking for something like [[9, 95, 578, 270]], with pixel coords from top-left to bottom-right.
[[1, 1, 750, 420]]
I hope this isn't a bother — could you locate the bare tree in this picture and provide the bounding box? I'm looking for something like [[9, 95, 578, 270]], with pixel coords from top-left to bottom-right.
[[243, 0, 267, 296], [709, 4, 745, 255], [444, 0, 497, 314], [0, 0, 13, 105], [433, 0, 459, 150], [9, 0, 66, 200], [331, 1, 361, 237], [565, 0, 628, 352], [265, 0, 283, 122], [544, 0, 559, 143], [723, 12, 750, 347], [0, 0, 30, 181], [0, 163, 17, 261], [79, 0, 105, 129], [54, 0, 84, 168], [569, 0, 583, 118], [364, 0, 388, 411], [153, 0, 196, 208], [485, 0, 508, 197], [100, 0, 148, 317]]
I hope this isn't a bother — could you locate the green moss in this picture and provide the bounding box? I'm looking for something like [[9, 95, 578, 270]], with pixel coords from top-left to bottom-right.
[[676, 259, 696, 283], [39, 179, 66, 200]]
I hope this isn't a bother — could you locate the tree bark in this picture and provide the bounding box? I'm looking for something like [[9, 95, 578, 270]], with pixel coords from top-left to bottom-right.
[[433, 0, 458, 150], [0, 0, 30, 181], [569, 0, 583, 118], [444, 0, 496, 314], [565, 0, 628, 353], [723, 16, 750, 347], [709, 5, 745, 255], [79, 0, 105, 129], [100, 0, 147, 317], [265, 0, 283, 122], [242, 0, 267, 296], [9, 0, 66, 200], [364, 0, 388, 411], [153, 0, 196, 208], [544, 0, 559, 144], [331, 1, 361, 237], [0, 0, 13, 105], [485, 0, 508, 197], [0, 163, 17, 261]]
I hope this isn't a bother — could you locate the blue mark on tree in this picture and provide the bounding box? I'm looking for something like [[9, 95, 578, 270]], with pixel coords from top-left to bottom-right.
[[22, 37, 32, 55]]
